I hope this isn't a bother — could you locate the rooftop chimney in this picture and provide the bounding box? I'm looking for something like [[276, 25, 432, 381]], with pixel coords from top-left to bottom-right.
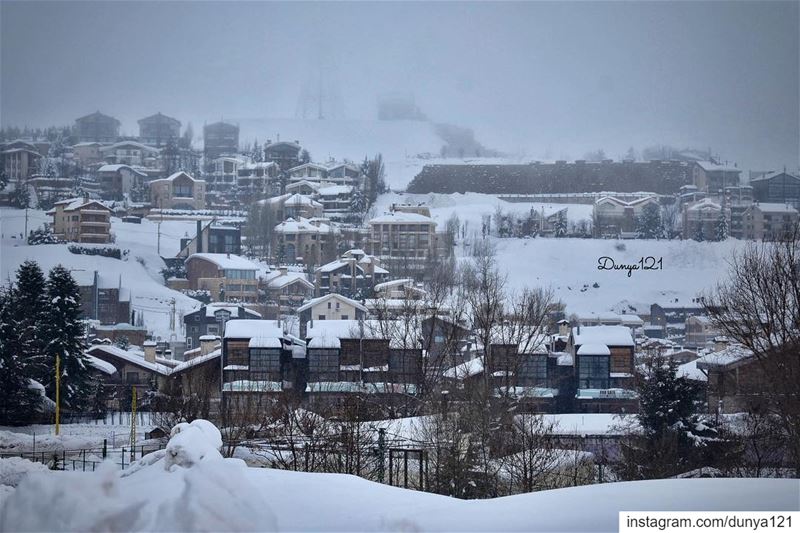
[[199, 335, 218, 357], [143, 341, 157, 364], [279, 266, 288, 276]]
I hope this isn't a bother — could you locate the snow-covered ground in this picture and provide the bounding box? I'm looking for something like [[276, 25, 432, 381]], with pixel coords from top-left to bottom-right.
[[2, 419, 797, 531], [1, 208, 201, 340], [476, 237, 744, 316]]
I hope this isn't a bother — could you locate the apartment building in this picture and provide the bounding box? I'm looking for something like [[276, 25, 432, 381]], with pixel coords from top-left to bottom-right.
[[48, 197, 113, 243]]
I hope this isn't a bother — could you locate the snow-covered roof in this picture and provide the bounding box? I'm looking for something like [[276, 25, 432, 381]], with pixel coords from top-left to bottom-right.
[[315, 258, 361, 274], [289, 162, 328, 174], [171, 349, 222, 374], [695, 161, 741, 173], [297, 293, 367, 313], [186, 253, 259, 271], [687, 198, 722, 211], [264, 271, 314, 290], [86, 354, 117, 375], [443, 357, 484, 379], [305, 319, 385, 340], [619, 314, 644, 326], [150, 171, 203, 184], [86, 345, 172, 375], [749, 170, 800, 183], [308, 335, 341, 349], [285, 180, 321, 192], [695, 344, 753, 370], [374, 278, 415, 292], [99, 141, 159, 153], [224, 319, 284, 339], [203, 304, 261, 319], [52, 197, 112, 213], [369, 212, 435, 224], [317, 185, 352, 196], [754, 203, 798, 214], [577, 343, 611, 356], [284, 194, 322, 207], [594, 195, 658, 208], [249, 337, 283, 349], [274, 217, 334, 234], [97, 164, 149, 175], [572, 326, 634, 347]]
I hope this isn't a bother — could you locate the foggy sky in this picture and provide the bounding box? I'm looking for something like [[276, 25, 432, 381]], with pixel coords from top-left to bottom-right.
[[1, 1, 798, 170]]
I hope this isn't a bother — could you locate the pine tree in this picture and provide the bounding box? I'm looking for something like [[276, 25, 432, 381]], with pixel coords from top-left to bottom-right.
[[15, 261, 49, 385], [554, 211, 568, 237], [636, 203, 663, 239], [715, 212, 728, 241], [0, 285, 43, 425], [42, 265, 93, 412], [694, 223, 705, 242]]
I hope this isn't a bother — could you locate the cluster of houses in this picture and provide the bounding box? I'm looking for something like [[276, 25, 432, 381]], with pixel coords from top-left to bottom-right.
[[591, 162, 800, 241], [84, 293, 764, 419]]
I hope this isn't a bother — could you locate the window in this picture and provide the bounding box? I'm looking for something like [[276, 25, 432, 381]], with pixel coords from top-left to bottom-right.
[[517, 355, 548, 385], [327, 302, 332, 309], [578, 355, 609, 389], [126, 372, 140, 384], [318, 314, 326, 320], [250, 348, 281, 379], [308, 350, 339, 380], [341, 315, 349, 320], [187, 338, 193, 349]]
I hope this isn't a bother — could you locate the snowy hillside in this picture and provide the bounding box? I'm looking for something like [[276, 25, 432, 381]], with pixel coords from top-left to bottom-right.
[[1, 208, 200, 340], [2, 419, 797, 531], [481, 237, 745, 315]]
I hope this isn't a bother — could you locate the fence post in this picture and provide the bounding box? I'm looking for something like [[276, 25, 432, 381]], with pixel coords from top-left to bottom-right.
[[102, 439, 107, 459], [377, 428, 386, 484], [121, 448, 125, 470]]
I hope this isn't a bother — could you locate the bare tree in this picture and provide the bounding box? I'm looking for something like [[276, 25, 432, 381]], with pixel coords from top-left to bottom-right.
[[702, 231, 800, 474]]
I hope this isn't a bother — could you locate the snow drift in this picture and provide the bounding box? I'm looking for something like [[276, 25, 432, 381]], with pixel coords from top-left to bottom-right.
[[1, 419, 797, 532]]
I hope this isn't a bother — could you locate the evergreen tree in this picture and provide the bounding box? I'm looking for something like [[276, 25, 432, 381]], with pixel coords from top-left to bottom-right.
[[0, 286, 43, 425], [10, 185, 29, 209], [300, 149, 311, 164], [349, 189, 367, 223], [42, 265, 93, 412], [636, 203, 663, 239], [15, 261, 49, 384], [715, 212, 728, 241], [554, 211, 568, 237], [694, 223, 705, 242]]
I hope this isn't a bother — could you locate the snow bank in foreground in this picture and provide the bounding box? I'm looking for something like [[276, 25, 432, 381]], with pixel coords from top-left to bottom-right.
[[2, 419, 798, 532], [0, 419, 277, 532]]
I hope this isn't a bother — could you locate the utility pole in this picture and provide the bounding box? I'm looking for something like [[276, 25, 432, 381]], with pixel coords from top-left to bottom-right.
[[130, 386, 137, 461], [157, 197, 163, 256], [24, 207, 28, 241], [169, 298, 176, 331]]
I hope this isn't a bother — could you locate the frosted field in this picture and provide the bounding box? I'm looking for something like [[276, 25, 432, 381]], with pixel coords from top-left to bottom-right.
[[483, 237, 745, 315]]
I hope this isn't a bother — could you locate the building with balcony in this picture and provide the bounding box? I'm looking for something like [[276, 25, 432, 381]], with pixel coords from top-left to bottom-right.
[[264, 140, 301, 170], [75, 111, 120, 143], [273, 217, 339, 266], [138, 112, 181, 146], [367, 206, 438, 277], [1, 145, 41, 192], [203, 121, 239, 161], [100, 141, 160, 168], [48, 197, 113, 243], [185, 253, 260, 303], [149, 171, 206, 210]]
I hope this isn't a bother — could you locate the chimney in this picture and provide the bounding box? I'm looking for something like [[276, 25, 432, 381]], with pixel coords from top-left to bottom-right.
[[558, 320, 569, 337], [279, 266, 288, 276], [143, 341, 157, 364], [196, 220, 203, 253], [199, 335, 218, 357]]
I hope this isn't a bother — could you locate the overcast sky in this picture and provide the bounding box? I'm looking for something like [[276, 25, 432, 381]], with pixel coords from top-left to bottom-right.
[[1, 1, 798, 169]]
